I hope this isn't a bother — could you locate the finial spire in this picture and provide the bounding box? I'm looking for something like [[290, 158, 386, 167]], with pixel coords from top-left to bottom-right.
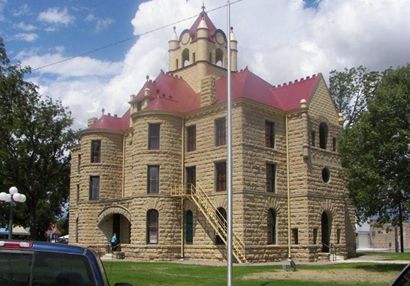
[[201, 2, 205, 12]]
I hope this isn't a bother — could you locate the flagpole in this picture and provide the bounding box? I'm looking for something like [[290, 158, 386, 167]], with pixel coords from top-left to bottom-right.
[[226, 1, 233, 286]]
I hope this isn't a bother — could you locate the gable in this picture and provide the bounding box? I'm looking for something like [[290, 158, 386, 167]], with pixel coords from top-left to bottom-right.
[[308, 77, 339, 124]]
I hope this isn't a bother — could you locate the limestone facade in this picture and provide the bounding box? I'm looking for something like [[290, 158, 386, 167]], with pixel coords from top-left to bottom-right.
[[69, 10, 356, 262]]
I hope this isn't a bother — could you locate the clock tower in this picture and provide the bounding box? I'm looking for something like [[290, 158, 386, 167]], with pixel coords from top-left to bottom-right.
[[168, 7, 238, 92]]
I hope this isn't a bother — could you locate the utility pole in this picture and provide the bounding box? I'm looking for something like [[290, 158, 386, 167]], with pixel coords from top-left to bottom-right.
[[226, 1, 233, 286]]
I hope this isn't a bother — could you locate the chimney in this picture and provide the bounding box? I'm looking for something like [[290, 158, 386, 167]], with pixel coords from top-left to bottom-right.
[[88, 117, 97, 127], [200, 75, 216, 107]]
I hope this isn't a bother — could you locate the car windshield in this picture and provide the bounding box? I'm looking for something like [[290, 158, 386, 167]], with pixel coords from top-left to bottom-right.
[[0, 250, 97, 286]]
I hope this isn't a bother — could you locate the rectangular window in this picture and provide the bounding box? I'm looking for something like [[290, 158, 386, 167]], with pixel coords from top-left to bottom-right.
[[215, 161, 226, 192], [186, 166, 196, 194], [147, 210, 159, 244], [89, 176, 99, 200], [148, 123, 160, 150], [137, 101, 142, 111], [215, 117, 226, 146], [265, 121, 275, 148], [313, 228, 318, 244], [186, 125, 196, 152], [91, 140, 101, 163], [311, 131, 316, 146], [147, 165, 159, 193], [76, 184, 80, 202], [266, 163, 276, 193], [337, 229, 341, 244], [332, 137, 337, 152], [77, 154, 81, 173], [292, 228, 299, 245]]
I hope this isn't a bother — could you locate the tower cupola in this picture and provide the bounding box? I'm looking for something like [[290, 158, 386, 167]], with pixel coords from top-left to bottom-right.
[[168, 26, 179, 51], [167, 7, 239, 91]]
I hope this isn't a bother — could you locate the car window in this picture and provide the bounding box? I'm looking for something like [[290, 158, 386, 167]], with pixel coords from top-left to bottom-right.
[[32, 251, 97, 286], [0, 252, 33, 285]]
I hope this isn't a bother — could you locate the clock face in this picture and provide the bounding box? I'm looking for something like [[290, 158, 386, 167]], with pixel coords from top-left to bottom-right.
[[181, 32, 190, 45], [215, 31, 225, 45]]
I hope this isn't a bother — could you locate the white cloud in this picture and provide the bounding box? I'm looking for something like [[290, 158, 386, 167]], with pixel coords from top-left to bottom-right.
[[15, 33, 38, 42], [85, 13, 114, 32], [15, 22, 37, 31], [38, 7, 74, 25], [30, 0, 410, 128], [13, 3, 31, 17], [18, 51, 122, 78]]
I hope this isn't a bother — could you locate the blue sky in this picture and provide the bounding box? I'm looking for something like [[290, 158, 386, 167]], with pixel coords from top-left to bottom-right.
[[1, 0, 410, 128], [2, 0, 138, 62]]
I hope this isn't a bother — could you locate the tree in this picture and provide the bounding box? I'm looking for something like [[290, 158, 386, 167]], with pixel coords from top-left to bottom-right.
[[329, 65, 382, 128], [340, 65, 410, 251], [0, 38, 76, 240]]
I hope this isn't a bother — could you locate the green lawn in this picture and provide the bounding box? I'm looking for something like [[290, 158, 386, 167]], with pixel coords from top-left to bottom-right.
[[103, 261, 407, 286], [357, 251, 410, 261]]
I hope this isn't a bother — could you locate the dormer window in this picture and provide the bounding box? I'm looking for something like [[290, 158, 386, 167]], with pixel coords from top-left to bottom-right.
[[137, 101, 142, 111]]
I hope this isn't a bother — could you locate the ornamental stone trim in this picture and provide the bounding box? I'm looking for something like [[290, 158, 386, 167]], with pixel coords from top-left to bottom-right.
[[97, 206, 132, 224]]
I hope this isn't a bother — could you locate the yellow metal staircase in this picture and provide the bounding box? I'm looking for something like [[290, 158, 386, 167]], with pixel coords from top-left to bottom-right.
[[171, 183, 247, 263]]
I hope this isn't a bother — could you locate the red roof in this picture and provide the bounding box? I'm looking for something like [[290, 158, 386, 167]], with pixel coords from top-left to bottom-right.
[[89, 69, 320, 131], [90, 109, 130, 131], [188, 11, 218, 42], [216, 68, 320, 111], [132, 71, 200, 113], [272, 75, 321, 111]]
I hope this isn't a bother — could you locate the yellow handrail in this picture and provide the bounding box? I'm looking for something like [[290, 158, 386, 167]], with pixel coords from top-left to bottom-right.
[[188, 182, 246, 263]]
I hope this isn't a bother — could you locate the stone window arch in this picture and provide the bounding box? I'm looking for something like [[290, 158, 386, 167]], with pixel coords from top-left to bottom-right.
[[319, 122, 328, 149], [147, 209, 159, 244], [267, 208, 277, 244], [215, 48, 223, 66], [182, 48, 190, 67]]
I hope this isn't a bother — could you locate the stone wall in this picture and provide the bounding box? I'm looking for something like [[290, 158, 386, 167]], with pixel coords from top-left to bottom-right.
[[69, 86, 356, 261]]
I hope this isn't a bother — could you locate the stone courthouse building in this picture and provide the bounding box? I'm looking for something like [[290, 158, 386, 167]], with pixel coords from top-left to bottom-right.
[[69, 9, 356, 262]]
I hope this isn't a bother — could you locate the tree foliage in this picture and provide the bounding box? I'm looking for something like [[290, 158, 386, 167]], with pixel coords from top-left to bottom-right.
[[329, 65, 382, 128], [0, 38, 76, 240], [340, 65, 410, 223]]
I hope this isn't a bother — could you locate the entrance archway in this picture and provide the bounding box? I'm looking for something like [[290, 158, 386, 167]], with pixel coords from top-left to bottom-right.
[[98, 207, 131, 245], [321, 212, 331, 252]]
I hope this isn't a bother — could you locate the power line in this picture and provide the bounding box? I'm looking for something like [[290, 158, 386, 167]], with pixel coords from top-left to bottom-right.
[[32, 0, 244, 72]]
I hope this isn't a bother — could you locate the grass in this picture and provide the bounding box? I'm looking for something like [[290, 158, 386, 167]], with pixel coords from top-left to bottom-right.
[[357, 251, 410, 261], [103, 261, 407, 286]]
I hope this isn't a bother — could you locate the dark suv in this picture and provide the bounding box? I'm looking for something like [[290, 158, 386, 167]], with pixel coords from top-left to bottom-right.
[[0, 240, 132, 286]]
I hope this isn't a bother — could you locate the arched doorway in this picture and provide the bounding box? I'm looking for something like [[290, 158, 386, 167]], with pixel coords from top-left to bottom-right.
[[97, 207, 131, 245], [321, 212, 330, 252]]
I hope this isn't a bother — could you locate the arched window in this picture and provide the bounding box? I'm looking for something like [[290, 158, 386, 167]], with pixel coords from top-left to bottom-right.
[[267, 209, 277, 244], [215, 207, 226, 245], [185, 210, 193, 244], [319, 122, 328, 149], [182, 49, 190, 67], [147, 209, 159, 244], [215, 49, 223, 66]]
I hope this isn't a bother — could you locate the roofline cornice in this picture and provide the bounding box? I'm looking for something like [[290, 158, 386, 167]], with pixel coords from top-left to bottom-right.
[[80, 128, 126, 137]]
